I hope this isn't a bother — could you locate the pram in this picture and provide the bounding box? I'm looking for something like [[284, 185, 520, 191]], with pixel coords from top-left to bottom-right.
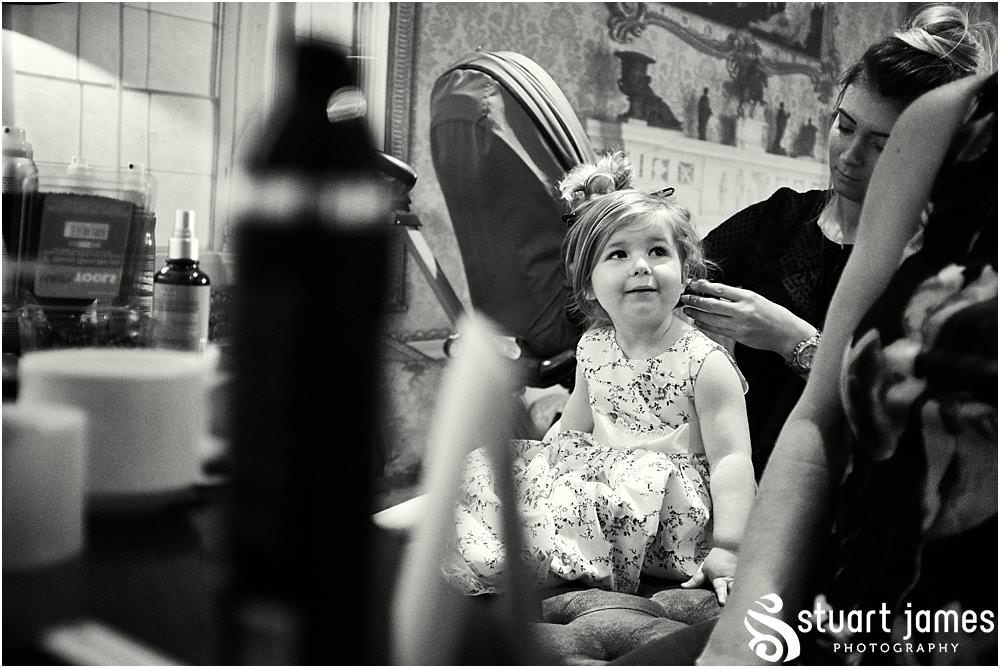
[[384, 51, 595, 389], [431, 50, 597, 383]]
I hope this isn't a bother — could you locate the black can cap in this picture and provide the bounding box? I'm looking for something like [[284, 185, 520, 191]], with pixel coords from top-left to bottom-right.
[[247, 40, 377, 175]]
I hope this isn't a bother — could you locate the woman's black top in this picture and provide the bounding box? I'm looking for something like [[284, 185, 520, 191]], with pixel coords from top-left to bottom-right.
[[702, 188, 851, 477]]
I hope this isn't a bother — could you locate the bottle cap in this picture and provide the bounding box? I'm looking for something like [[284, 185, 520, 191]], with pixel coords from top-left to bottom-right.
[[3, 126, 32, 158], [63, 156, 97, 191], [122, 162, 154, 207], [168, 210, 199, 261], [66, 156, 92, 175]]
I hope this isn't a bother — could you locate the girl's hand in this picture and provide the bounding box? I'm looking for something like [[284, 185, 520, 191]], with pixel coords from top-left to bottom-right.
[[680, 546, 738, 605], [680, 279, 814, 357]]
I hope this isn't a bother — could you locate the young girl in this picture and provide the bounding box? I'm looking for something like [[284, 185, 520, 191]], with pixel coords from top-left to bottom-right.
[[445, 153, 756, 603]]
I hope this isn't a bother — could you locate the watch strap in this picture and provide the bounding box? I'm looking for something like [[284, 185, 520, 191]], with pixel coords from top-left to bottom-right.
[[788, 331, 821, 373]]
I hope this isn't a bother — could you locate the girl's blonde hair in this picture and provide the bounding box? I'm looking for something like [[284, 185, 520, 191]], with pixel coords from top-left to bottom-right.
[[559, 152, 707, 329]]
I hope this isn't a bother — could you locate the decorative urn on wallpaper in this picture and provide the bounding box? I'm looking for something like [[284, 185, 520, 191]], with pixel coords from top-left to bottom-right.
[[614, 50, 682, 131]]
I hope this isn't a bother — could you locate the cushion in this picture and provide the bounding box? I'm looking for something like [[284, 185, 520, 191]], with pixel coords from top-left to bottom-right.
[[534, 585, 722, 664]]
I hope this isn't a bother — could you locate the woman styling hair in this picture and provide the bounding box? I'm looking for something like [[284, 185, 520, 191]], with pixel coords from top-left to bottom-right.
[[698, 66, 996, 667], [680, 4, 993, 477]]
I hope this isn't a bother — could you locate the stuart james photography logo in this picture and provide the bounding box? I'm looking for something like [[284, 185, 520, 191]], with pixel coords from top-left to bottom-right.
[[744, 594, 997, 663], [744, 594, 801, 663]]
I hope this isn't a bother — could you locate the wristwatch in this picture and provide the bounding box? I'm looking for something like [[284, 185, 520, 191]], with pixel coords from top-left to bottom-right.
[[788, 331, 821, 375]]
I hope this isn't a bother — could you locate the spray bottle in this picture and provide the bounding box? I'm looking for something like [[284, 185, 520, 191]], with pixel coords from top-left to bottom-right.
[[122, 162, 156, 316], [152, 210, 210, 351]]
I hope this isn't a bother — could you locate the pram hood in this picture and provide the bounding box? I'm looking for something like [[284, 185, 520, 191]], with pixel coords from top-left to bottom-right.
[[430, 51, 595, 359]]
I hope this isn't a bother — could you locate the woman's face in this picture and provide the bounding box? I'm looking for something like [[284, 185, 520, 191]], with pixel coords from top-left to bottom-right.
[[827, 83, 901, 203]]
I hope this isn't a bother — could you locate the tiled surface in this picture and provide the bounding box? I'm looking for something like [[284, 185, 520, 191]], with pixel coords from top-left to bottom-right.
[[150, 3, 216, 23], [80, 85, 118, 167], [122, 7, 151, 89], [120, 90, 151, 166], [9, 0, 219, 248], [78, 4, 120, 85], [148, 94, 214, 173], [6, 5, 78, 78], [8, 1, 354, 254], [148, 13, 214, 95], [13, 74, 80, 163]]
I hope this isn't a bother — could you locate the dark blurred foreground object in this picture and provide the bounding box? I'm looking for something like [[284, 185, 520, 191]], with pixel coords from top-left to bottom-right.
[[430, 50, 596, 386], [223, 40, 391, 664]]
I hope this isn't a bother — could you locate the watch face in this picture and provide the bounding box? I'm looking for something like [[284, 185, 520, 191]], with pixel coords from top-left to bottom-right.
[[797, 342, 818, 369]]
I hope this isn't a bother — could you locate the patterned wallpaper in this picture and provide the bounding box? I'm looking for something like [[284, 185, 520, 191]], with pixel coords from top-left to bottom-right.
[[385, 2, 909, 340]]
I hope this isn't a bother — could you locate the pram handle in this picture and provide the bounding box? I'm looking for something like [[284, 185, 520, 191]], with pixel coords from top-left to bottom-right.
[[443, 333, 576, 389], [536, 348, 576, 387], [374, 151, 417, 192]]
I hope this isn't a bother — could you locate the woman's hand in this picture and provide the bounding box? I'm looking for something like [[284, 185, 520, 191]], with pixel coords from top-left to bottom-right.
[[680, 279, 815, 357], [680, 546, 738, 605]]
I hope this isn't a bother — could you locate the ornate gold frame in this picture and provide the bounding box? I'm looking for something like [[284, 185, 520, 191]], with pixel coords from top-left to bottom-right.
[[606, 2, 840, 102], [384, 3, 418, 311], [386, 3, 418, 161]]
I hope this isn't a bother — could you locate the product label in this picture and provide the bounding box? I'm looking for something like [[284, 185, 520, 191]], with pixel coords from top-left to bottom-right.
[[152, 283, 210, 352], [33, 194, 134, 299]]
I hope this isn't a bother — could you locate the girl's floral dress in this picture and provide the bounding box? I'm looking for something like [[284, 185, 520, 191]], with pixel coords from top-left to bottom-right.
[[445, 324, 746, 595]]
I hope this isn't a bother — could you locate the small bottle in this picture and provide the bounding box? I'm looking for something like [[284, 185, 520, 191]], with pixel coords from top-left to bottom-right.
[[2, 127, 39, 353], [2, 126, 38, 194], [123, 163, 156, 315], [152, 210, 210, 351], [134, 227, 155, 316]]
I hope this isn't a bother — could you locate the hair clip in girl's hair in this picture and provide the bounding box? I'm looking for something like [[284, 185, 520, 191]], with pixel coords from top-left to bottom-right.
[[649, 186, 675, 198], [584, 171, 617, 196]]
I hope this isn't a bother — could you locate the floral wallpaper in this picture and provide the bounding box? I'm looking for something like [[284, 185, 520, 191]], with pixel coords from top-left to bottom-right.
[[385, 2, 910, 340]]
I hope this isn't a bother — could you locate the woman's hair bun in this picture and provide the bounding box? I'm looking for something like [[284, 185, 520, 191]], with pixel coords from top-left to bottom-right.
[[895, 4, 992, 75], [842, 3, 995, 106], [558, 150, 634, 203]]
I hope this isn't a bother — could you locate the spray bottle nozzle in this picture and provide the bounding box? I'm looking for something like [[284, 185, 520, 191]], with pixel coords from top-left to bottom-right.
[[168, 210, 199, 261], [174, 210, 196, 237]]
